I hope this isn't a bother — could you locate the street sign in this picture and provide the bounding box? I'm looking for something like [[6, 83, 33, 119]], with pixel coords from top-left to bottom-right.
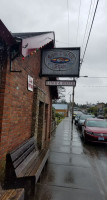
[[41, 48, 80, 77], [46, 80, 76, 86]]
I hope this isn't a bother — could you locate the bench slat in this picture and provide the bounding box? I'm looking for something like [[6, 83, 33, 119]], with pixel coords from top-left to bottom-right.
[[10, 137, 36, 162], [15, 151, 38, 177], [22, 149, 47, 177], [0, 189, 24, 200], [17, 151, 39, 177], [13, 144, 35, 169]]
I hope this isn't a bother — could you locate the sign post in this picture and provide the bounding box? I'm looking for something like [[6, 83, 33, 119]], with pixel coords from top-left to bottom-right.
[[72, 84, 75, 124]]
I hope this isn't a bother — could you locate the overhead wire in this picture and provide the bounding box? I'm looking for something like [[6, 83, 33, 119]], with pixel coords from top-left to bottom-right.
[[81, 0, 93, 54], [52, 1, 96, 48], [80, 76, 107, 78], [81, 0, 100, 65], [55, 0, 70, 47], [67, 0, 70, 47], [78, 85, 107, 87], [76, 0, 81, 46], [89, 0, 97, 23], [67, 85, 107, 96]]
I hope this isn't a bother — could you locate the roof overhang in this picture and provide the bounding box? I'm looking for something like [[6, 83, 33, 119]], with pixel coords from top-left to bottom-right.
[[22, 32, 55, 57], [0, 20, 55, 58], [12, 32, 55, 57], [0, 20, 16, 46]]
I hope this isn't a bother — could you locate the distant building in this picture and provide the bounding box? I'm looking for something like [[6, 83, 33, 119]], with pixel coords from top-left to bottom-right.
[[96, 103, 105, 109], [52, 104, 68, 117], [96, 103, 105, 115]]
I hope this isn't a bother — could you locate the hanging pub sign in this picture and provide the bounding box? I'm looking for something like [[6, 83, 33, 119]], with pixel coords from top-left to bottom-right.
[[40, 48, 80, 77], [28, 75, 33, 91], [46, 80, 76, 86]]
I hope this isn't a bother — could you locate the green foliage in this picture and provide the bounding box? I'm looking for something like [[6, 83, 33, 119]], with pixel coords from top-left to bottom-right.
[[55, 112, 62, 118], [104, 108, 107, 114], [52, 107, 56, 120], [55, 112, 65, 125], [87, 107, 98, 116]]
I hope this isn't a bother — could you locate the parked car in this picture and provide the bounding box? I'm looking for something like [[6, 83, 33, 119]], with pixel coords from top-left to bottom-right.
[[74, 113, 83, 125], [82, 118, 107, 143], [73, 113, 76, 119], [97, 115, 104, 119], [78, 114, 95, 130]]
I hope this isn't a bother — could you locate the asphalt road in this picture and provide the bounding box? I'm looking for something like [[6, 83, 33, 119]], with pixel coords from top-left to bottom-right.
[[26, 117, 107, 200]]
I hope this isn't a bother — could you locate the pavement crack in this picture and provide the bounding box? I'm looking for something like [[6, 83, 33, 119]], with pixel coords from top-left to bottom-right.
[[48, 162, 90, 169], [37, 183, 87, 191]]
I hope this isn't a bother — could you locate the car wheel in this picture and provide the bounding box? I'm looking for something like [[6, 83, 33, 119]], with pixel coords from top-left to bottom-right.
[[80, 133, 83, 140], [81, 129, 84, 139], [78, 124, 80, 129], [83, 135, 87, 144]]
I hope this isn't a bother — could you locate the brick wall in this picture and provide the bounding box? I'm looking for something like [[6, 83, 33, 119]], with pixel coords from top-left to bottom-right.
[[0, 50, 52, 181], [0, 47, 7, 181], [31, 86, 52, 149]]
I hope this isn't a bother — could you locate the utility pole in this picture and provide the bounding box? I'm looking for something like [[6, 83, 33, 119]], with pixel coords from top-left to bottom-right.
[[72, 85, 75, 124], [70, 94, 71, 116]]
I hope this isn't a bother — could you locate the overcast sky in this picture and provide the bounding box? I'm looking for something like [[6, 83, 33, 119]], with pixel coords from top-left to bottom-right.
[[0, 0, 107, 104]]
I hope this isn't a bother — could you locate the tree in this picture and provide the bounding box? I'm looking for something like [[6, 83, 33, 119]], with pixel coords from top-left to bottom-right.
[[58, 86, 65, 99], [52, 86, 66, 104], [104, 108, 107, 114], [87, 107, 98, 116]]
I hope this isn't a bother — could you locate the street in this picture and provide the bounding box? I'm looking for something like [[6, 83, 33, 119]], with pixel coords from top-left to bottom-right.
[[26, 117, 107, 200]]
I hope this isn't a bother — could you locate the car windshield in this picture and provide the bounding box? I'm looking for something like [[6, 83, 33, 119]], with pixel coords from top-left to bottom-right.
[[80, 115, 93, 120], [86, 120, 107, 128]]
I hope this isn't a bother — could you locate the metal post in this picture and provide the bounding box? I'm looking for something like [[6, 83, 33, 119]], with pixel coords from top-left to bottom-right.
[[72, 85, 75, 124], [70, 94, 71, 116]]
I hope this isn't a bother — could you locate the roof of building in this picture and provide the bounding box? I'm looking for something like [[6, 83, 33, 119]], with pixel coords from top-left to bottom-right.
[[12, 31, 55, 57], [0, 20, 15, 46], [52, 104, 68, 110], [12, 32, 54, 39], [0, 20, 55, 57]]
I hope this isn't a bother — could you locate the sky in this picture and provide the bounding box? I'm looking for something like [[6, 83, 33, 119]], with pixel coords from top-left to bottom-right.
[[0, 0, 107, 104]]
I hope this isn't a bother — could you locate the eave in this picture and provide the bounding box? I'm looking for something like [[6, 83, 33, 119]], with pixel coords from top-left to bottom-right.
[[12, 32, 55, 57], [0, 20, 16, 46]]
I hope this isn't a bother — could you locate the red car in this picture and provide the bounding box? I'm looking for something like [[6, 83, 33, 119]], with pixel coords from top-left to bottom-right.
[[82, 118, 107, 143]]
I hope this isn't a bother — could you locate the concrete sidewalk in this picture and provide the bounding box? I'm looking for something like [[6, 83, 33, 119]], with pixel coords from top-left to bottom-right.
[[31, 117, 104, 200]]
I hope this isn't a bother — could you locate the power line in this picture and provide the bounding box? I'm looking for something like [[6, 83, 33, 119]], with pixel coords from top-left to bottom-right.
[[76, 0, 81, 46], [88, 77, 107, 78], [81, 0, 96, 53], [90, 0, 97, 23], [66, 84, 107, 95], [79, 76, 107, 78], [78, 85, 107, 87], [67, 0, 70, 47], [81, 0, 100, 65], [81, 0, 93, 52]]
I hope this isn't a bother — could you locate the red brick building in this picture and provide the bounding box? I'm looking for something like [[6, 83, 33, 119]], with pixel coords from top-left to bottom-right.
[[0, 20, 58, 181]]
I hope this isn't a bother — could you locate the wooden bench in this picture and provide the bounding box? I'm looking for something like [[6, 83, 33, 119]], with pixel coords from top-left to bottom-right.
[[5, 137, 49, 189], [0, 188, 24, 200]]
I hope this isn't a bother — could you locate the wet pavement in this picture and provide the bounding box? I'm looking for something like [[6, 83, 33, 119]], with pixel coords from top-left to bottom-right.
[[26, 117, 107, 200]]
